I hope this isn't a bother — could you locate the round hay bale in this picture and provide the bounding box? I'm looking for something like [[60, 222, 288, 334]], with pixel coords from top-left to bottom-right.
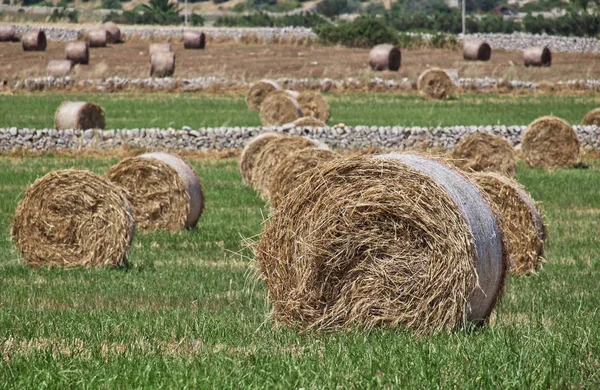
[[66, 41, 89, 65], [149, 43, 172, 58], [368, 44, 401, 71], [524, 46, 551, 67], [522, 116, 579, 168], [240, 132, 283, 186], [88, 29, 108, 48], [47, 60, 73, 78], [288, 116, 327, 127], [256, 153, 506, 333], [246, 79, 282, 111], [463, 40, 491, 61], [0, 24, 16, 42], [471, 172, 545, 276], [269, 148, 338, 209], [54, 101, 105, 130], [451, 132, 517, 177], [259, 94, 303, 127], [417, 68, 455, 100], [104, 22, 121, 43], [106, 152, 204, 232], [11, 170, 134, 268], [582, 108, 600, 126], [183, 30, 206, 49], [251, 136, 317, 198], [150, 52, 176, 78], [296, 92, 330, 123], [22, 30, 46, 51]]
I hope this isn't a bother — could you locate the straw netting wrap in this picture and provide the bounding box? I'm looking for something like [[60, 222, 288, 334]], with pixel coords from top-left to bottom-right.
[[106, 152, 204, 232], [256, 154, 506, 334], [54, 101, 105, 130], [259, 93, 303, 126], [47, 60, 73, 78], [88, 29, 107, 48], [246, 79, 282, 111], [11, 170, 134, 268], [368, 44, 401, 71], [582, 108, 600, 126], [22, 30, 46, 51], [240, 132, 283, 186], [296, 92, 330, 123], [463, 40, 491, 61], [269, 148, 338, 209], [451, 132, 517, 177], [183, 30, 206, 49], [524, 46, 552, 67], [417, 68, 455, 100], [150, 52, 176, 78], [104, 22, 121, 43], [522, 116, 580, 169], [471, 172, 545, 276], [0, 25, 16, 42], [66, 41, 89, 65], [251, 136, 317, 199]]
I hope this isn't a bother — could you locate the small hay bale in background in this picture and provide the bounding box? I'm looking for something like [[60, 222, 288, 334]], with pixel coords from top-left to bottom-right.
[[66, 41, 90, 65], [107, 152, 204, 232], [524, 46, 552, 67], [288, 116, 327, 127], [522, 116, 579, 168], [240, 132, 283, 186], [11, 170, 134, 268], [183, 30, 206, 49], [471, 172, 545, 276], [417, 68, 455, 100], [296, 92, 330, 123], [368, 44, 401, 71], [251, 136, 316, 198], [47, 60, 73, 78], [246, 79, 281, 111], [463, 40, 491, 61], [451, 132, 517, 177], [88, 29, 108, 48], [104, 22, 121, 43], [149, 43, 172, 58], [256, 153, 506, 334], [259, 93, 303, 126], [269, 147, 337, 209], [22, 31, 46, 51], [150, 52, 176, 78], [55, 102, 105, 130], [0, 24, 16, 42], [582, 108, 600, 126]]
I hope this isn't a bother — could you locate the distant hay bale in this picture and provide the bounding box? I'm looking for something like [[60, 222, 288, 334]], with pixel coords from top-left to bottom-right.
[[582, 108, 600, 126], [463, 40, 491, 61], [471, 172, 545, 276], [524, 46, 552, 67], [259, 93, 303, 126], [451, 132, 517, 177], [368, 44, 401, 71], [47, 60, 73, 78], [150, 52, 176, 78], [22, 30, 46, 51], [289, 116, 327, 127], [104, 22, 121, 43], [269, 148, 338, 208], [11, 170, 134, 268], [183, 30, 206, 49], [106, 152, 204, 232], [240, 132, 283, 186], [296, 92, 330, 123], [417, 68, 455, 100], [66, 41, 89, 65], [522, 116, 579, 168], [251, 136, 316, 198], [149, 43, 172, 58], [88, 29, 108, 48], [246, 79, 281, 111], [0, 24, 16, 42], [256, 153, 506, 334], [54, 102, 105, 130]]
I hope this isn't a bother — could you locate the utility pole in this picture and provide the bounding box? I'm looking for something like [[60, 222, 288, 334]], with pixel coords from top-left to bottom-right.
[[462, 0, 466, 35], [184, 0, 188, 26]]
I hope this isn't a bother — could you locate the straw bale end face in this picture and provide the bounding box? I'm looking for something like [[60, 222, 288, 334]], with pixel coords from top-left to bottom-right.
[[55, 102, 105, 130], [451, 132, 516, 177], [463, 41, 491, 61], [22, 31, 47, 51], [246, 80, 282, 111], [11, 170, 135, 268], [582, 108, 600, 126], [259, 93, 303, 126], [522, 116, 580, 169], [296, 92, 330, 123], [368, 44, 401, 71], [524, 46, 552, 67], [240, 132, 284, 186], [66, 41, 90, 65], [417, 68, 455, 100]]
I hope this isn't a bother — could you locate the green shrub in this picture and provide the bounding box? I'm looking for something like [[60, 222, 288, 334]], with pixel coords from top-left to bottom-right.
[[316, 16, 398, 48], [101, 0, 123, 10]]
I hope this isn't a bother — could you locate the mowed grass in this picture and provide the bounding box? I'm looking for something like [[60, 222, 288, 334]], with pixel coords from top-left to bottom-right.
[[1, 92, 599, 129], [0, 155, 599, 388]]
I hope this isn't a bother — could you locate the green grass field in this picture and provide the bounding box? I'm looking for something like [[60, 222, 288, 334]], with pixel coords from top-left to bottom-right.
[[0, 154, 599, 388], [1, 92, 599, 129]]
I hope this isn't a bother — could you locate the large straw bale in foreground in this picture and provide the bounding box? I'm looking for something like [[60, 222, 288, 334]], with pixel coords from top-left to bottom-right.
[[296, 92, 330, 122], [463, 40, 491, 61], [524, 46, 551, 67], [107, 152, 203, 232], [471, 172, 545, 276], [22, 30, 46, 51], [368, 44, 401, 71], [104, 22, 121, 43], [246, 80, 281, 111], [183, 30, 206, 49], [417, 68, 455, 100], [259, 93, 303, 126], [55, 102, 105, 130], [66, 41, 89, 65], [451, 132, 516, 177], [150, 52, 176, 77], [12, 170, 134, 268], [47, 60, 73, 78], [582, 108, 600, 126], [240, 132, 283, 186], [0, 25, 16, 42], [256, 154, 506, 334], [521, 116, 579, 168]]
